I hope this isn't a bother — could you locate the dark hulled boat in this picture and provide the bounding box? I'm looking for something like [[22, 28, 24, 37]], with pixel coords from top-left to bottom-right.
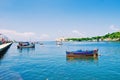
[[66, 49, 98, 58], [17, 42, 35, 48]]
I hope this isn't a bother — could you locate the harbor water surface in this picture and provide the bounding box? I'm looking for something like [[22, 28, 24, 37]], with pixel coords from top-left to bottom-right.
[[0, 42, 120, 80]]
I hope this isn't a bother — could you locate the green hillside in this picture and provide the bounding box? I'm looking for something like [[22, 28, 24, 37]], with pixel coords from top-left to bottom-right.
[[66, 32, 120, 42]]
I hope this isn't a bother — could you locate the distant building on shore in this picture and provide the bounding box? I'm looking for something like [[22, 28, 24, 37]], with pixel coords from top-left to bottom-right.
[[56, 37, 66, 42]]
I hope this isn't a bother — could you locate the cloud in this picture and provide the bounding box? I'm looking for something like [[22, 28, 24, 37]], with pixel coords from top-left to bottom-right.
[[71, 30, 86, 37], [72, 30, 80, 34], [110, 25, 120, 31], [0, 29, 36, 41], [0, 29, 51, 41], [0, 29, 35, 36], [39, 34, 49, 40]]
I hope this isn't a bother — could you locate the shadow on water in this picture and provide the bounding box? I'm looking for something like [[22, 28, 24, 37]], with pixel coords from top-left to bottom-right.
[[0, 45, 12, 60], [17, 48, 35, 53], [0, 49, 9, 60]]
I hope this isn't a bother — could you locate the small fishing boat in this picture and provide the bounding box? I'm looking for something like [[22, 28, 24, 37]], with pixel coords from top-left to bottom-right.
[[66, 49, 98, 58], [17, 42, 35, 48]]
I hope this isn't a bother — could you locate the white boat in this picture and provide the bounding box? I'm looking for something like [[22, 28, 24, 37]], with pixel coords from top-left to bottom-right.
[[0, 42, 12, 52], [0, 34, 12, 53]]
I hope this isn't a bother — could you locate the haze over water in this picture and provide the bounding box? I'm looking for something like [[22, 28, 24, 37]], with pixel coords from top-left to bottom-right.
[[0, 41, 120, 80]]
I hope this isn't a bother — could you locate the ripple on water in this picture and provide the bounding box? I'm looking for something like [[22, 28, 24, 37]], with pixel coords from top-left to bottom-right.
[[1, 42, 120, 80], [0, 69, 23, 80]]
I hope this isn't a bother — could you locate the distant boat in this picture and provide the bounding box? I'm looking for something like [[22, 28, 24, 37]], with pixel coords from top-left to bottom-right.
[[39, 42, 43, 45], [56, 41, 63, 45], [66, 49, 98, 58], [17, 42, 35, 48]]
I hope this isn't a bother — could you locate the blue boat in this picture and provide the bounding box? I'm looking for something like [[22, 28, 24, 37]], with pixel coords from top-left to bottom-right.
[[66, 49, 98, 57]]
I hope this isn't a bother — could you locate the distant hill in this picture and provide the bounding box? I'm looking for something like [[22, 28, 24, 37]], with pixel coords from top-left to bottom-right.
[[66, 32, 120, 42]]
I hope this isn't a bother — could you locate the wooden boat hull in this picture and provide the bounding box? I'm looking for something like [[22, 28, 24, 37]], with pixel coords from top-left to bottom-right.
[[66, 49, 98, 58], [66, 53, 98, 58]]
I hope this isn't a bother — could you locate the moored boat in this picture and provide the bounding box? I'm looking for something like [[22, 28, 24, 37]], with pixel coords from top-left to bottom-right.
[[17, 42, 35, 48], [66, 49, 98, 58], [0, 42, 12, 53], [0, 34, 12, 53]]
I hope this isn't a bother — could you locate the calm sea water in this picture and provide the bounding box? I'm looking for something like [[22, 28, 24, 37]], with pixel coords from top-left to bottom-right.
[[0, 41, 120, 80]]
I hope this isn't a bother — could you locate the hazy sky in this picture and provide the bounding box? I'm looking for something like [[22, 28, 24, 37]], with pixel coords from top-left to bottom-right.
[[0, 0, 120, 41]]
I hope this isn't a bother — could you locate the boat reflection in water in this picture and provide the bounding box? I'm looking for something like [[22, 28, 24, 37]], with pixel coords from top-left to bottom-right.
[[17, 47, 35, 53], [66, 56, 98, 64]]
